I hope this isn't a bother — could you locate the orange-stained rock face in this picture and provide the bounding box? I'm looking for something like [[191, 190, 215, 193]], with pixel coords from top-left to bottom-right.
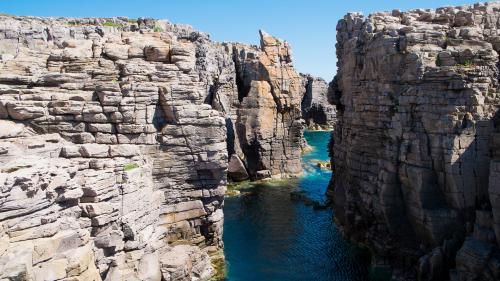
[[258, 30, 303, 112], [219, 30, 306, 180], [242, 81, 276, 142]]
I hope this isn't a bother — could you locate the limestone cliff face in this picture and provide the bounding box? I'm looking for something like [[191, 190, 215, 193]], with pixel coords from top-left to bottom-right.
[[0, 15, 307, 280], [300, 74, 336, 130], [216, 31, 305, 181], [331, 3, 500, 280], [0, 16, 229, 281]]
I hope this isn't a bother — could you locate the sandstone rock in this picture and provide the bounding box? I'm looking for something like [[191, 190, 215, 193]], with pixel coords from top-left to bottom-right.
[[219, 31, 305, 179], [160, 245, 213, 281], [0, 120, 31, 139]]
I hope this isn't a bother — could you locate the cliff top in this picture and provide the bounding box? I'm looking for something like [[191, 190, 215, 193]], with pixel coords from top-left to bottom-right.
[[340, 1, 500, 28]]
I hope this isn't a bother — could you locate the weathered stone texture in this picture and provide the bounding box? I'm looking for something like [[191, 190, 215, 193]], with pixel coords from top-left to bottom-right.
[[301, 74, 336, 130], [330, 3, 500, 280], [0, 14, 308, 280], [0, 16, 229, 281], [213, 30, 305, 181]]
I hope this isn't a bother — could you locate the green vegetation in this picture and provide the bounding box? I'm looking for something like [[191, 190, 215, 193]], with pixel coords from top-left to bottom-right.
[[0, 12, 12, 16], [103, 21, 123, 28], [124, 163, 139, 171], [153, 25, 164, 33], [435, 55, 442, 67], [458, 59, 475, 68], [209, 255, 226, 281], [66, 21, 80, 27], [226, 180, 258, 197], [127, 18, 137, 23]]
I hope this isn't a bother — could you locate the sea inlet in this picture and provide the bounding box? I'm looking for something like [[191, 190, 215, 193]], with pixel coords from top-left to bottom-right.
[[223, 131, 369, 281]]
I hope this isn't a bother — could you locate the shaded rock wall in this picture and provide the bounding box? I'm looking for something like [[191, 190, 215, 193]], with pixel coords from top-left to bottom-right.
[[0, 16, 230, 281], [301, 74, 336, 130], [330, 2, 500, 280]]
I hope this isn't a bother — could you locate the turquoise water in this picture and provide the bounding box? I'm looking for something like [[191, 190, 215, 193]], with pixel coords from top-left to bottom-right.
[[223, 131, 368, 281]]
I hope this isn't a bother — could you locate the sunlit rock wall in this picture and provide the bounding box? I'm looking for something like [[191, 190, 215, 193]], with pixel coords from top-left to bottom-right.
[[216, 31, 305, 181], [0, 14, 309, 280], [0, 16, 229, 281]]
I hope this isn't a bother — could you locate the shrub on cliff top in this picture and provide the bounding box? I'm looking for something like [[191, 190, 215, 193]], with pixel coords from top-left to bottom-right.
[[103, 20, 123, 28], [153, 25, 164, 33]]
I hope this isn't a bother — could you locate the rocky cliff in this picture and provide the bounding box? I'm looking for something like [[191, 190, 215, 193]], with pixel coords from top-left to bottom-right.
[[330, 2, 500, 280], [0, 15, 305, 281], [301, 74, 336, 130], [222, 31, 305, 181]]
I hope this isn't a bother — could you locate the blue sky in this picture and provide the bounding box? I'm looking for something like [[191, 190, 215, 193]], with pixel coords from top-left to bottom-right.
[[0, 0, 486, 80]]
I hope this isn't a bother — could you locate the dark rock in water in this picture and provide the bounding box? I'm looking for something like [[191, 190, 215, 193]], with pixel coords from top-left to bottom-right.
[[329, 2, 500, 280], [290, 190, 329, 210], [228, 154, 249, 181], [316, 161, 331, 169], [290, 190, 314, 204]]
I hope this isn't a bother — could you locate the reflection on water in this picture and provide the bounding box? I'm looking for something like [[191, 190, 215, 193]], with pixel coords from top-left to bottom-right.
[[223, 131, 369, 281]]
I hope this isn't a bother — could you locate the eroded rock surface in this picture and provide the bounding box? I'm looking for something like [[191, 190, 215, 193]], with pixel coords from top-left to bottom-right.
[[213, 30, 306, 180], [0, 14, 308, 280], [301, 74, 336, 130], [0, 16, 230, 281], [331, 3, 500, 280]]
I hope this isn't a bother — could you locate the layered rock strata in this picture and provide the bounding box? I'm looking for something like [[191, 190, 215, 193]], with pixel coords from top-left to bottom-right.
[[330, 2, 500, 280], [301, 74, 336, 130], [0, 16, 229, 281], [214, 31, 305, 181], [0, 14, 307, 280]]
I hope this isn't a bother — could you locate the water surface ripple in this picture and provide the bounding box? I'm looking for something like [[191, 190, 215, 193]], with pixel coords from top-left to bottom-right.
[[224, 131, 368, 281]]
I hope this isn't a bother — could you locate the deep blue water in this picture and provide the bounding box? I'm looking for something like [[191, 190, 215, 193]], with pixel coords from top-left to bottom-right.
[[223, 131, 368, 281]]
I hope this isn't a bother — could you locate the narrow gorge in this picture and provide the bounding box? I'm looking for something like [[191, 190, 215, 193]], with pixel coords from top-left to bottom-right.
[[1, 1, 500, 281], [0, 15, 331, 281]]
